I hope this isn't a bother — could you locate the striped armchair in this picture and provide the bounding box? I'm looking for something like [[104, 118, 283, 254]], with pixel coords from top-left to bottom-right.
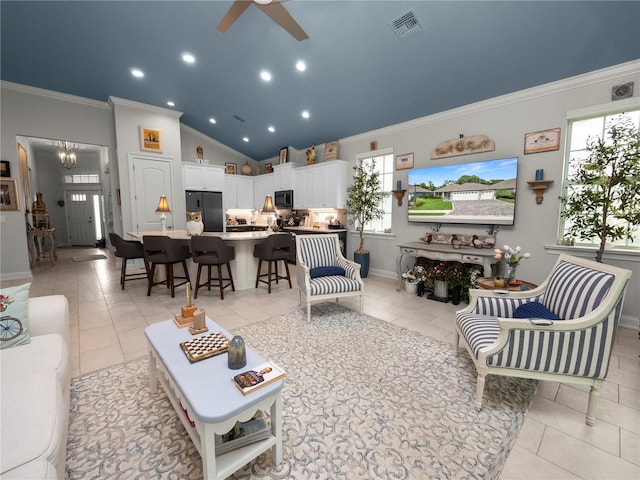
[[296, 234, 364, 322], [455, 254, 631, 425]]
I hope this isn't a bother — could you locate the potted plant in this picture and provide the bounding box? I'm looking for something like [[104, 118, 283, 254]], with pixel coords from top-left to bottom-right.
[[346, 159, 388, 277], [561, 114, 640, 262], [402, 264, 426, 294]]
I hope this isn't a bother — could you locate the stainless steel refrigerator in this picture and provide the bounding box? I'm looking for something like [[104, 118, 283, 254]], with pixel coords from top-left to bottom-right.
[[185, 191, 224, 232]]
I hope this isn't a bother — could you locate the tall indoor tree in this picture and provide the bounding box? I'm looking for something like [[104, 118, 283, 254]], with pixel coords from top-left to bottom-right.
[[561, 114, 640, 262]]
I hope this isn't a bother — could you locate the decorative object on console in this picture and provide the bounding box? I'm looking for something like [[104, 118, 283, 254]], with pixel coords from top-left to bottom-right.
[[139, 126, 162, 153], [523, 128, 560, 154], [196, 145, 204, 163], [324, 140, 338, 161], [31, 192, 50, 227], [228, 335, 247, 370], [395, 153, 414, 170], [560, 114, 640, 263], [279, 146, 289, 164], [265, 163, 274, 173], [186, 211, 204, 236], [431, 134, 495, 159], [155, 195, 171, 232], [493, 245, 530, 285], [241, 161, 252, 175], [346, 158, 389, 277]]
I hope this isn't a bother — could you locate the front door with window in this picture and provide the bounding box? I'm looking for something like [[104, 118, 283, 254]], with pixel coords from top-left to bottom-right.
[[67, 191, 96, 246]]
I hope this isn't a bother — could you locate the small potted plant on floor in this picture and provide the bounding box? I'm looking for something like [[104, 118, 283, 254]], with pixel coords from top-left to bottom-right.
[[346, 159, 389, 277]]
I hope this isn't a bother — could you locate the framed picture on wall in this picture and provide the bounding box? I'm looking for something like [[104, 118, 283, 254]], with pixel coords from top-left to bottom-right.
[[0, 161, 10, 178], [265, 163, 274, 173], [524, 128, 561, 154], [0, 178, 20, 211], [395, 153, 414, 170], [139, 126, 162, 153], [324, 141, 339, 161], [225, 162, 237, 175], [279, 147, 289, 164]]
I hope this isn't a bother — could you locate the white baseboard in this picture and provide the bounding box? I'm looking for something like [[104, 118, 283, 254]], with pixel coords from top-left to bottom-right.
[[0, 271, 34, 282], [619, 314, 639, 331]]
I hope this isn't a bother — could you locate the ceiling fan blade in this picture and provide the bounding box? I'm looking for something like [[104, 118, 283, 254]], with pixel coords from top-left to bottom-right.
[[256, 2, 309, 41], [217, 0, 252, 33]]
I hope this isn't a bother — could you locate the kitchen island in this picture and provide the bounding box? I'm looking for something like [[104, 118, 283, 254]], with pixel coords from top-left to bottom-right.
[[127, 230, 286, 291]]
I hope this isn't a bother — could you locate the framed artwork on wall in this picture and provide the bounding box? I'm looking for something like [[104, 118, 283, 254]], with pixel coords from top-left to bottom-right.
[[0, 178, 20, 211], [279, 147, 289, 164], [265, 163, 274, 174], [0, 161, 10, 178], [524, 128, 561, 154], [395, 153, 414, 170], [225, 162, 237, 175], [139, 126, 162, 153], [324, 141, 338, 161]]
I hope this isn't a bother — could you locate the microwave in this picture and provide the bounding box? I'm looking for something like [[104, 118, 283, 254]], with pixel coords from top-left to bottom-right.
[[274, 190, 294, 209]]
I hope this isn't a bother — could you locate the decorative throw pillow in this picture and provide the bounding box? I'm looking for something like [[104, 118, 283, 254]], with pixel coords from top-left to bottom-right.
[[0, 283, 31, 349], [310, 266, 346, 278], [513, 301, 561, 320]]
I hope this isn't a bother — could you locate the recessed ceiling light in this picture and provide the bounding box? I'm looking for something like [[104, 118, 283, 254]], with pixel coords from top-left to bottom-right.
[[296, 61, 306, 72], [301, 110, 310, 119], [260, 70, 272, 82], [131, 68, 144, 78], [209, 117, 217, 124], [243, 137, 250, 142], [167, 101, 175, 107], [268, 126, 275, 133], [182, 53, 196, 64]]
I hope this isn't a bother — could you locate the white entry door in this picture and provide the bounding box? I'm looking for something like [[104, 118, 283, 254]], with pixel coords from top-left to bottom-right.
[[67, 191, 96, 246], [130, 155, 174, 231]]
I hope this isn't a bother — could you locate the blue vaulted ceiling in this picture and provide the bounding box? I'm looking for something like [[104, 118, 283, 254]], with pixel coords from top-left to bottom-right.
[[2, 1, 639, 160]]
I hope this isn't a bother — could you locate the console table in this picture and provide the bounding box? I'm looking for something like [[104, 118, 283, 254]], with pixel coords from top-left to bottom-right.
[[397, 241, 499, 289], [27, 228, 57, 267]]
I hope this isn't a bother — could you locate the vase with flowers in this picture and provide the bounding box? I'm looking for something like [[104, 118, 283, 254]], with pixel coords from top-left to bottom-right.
[[402, 265, 426, 294], [493, 245, 531, 285], [426, 262, 455, 300]]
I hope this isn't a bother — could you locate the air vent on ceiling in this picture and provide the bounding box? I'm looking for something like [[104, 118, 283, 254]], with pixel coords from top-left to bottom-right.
[[390, 10, 423, 40], [232, 115, 246, 123]]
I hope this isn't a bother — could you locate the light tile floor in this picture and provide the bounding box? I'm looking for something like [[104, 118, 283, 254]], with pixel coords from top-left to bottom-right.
[[6, 247, 639, 479]]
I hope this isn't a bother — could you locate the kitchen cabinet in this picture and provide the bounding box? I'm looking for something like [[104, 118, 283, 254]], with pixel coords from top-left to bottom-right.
[[183, 164, 225, 191], [224, 175, 254, 209], [293, 160, 349, 209], [272, 163, 297, 191], [253, 173, 275, 209]]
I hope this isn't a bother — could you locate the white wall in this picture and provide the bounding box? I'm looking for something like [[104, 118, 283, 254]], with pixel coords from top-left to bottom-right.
[[0, 83, 114, 279], [336, 61, 639, 327], [180, 124, 254, 170]]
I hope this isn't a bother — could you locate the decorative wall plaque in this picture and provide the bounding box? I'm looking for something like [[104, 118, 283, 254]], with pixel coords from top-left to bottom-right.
[[431, 135, 495, 159]]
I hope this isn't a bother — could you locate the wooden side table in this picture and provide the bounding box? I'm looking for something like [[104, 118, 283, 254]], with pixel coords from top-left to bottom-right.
[[476, 277, 537, 291]]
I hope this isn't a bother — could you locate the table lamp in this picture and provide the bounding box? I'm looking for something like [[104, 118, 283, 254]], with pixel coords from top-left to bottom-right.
[[262, 195, 276, 231], [155, 195, 171, 232]]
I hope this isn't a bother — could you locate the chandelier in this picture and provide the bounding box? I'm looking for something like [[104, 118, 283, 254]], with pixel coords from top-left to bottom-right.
[[58, 141, 77, 169]]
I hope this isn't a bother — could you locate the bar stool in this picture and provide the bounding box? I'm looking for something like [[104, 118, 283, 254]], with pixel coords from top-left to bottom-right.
[[109, 232, 149, 290], [254, 233, 292, 294], [191, 236, 235, 300], [143, 235, 191, 297]]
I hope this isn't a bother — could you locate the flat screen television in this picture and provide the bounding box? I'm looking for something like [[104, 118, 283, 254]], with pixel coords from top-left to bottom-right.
[[407, 157, 519, 225]]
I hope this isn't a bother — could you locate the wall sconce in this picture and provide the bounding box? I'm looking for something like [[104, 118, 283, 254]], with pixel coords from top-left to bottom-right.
[[155, 195, 171, 231]]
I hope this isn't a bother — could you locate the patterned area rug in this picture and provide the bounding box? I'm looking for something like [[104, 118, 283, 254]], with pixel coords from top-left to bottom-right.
[[67, 303, 536, 479], [71, 254, 107, 262]]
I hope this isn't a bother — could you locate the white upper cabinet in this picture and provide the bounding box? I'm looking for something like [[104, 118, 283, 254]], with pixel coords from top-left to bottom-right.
[[183, 164, 224, 191], [224, 175, 254, 209], [293, 160, 349, 209], [272, 163, 296, 191], [254, 173, 275, 209]]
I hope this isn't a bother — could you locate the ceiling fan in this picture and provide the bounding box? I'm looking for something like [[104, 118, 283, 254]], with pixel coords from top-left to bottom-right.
[[218, 0, 309, 41]]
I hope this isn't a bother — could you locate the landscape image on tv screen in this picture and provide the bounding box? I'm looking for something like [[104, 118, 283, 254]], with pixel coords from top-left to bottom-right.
[[407, 157, 519, 225]]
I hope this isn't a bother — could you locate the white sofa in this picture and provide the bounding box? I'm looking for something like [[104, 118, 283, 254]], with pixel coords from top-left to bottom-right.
[[0, 295, 70, 479]]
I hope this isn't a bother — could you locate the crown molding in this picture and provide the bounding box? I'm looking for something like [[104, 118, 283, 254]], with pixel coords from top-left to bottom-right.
[[108, 96, 183, 118], [340, 60, 640, 146], [1, 80, 110, 109]]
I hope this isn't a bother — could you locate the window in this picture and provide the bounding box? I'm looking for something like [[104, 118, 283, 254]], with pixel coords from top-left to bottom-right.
[[356, 150, 394, 233], [63, 174, 100, 184], [561, 106, 640, 249]]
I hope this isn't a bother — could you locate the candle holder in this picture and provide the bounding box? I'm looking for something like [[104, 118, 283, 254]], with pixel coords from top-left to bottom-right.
[[391, 189, 406, 206], [526, 180, 553, 204]]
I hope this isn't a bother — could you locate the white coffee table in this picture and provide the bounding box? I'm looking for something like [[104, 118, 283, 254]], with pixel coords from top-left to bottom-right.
[[145, 317, 284, 479]]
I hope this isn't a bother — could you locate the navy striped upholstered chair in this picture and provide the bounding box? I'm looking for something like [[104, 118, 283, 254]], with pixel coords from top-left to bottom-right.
[[296, 234, 364, 322], [455, 254, 631, 426]]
